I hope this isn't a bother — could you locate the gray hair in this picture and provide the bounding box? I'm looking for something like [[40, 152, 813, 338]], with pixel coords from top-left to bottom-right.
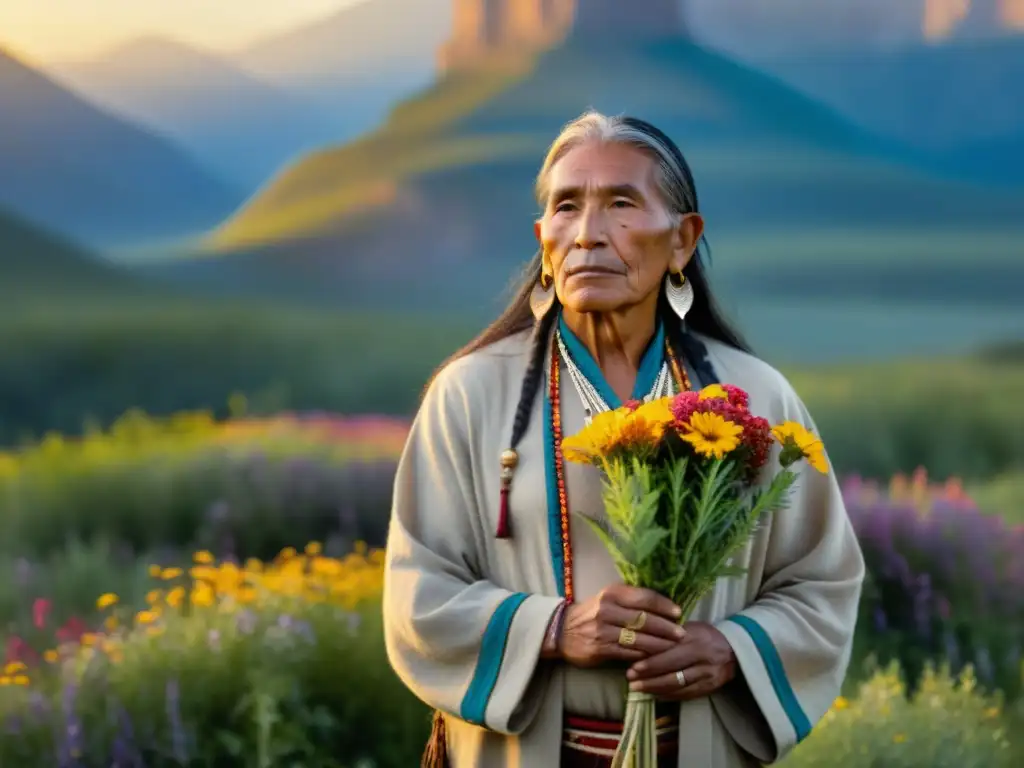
[[534, 110, 699, 218]]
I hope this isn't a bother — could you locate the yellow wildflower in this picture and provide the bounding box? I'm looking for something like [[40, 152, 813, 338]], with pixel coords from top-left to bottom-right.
[[160, 567, 183, 580], [80, 633, 98, 647], [11, 675, 29, 686], [832, 696, 848, 710], [697, 384, 728, 401], [43, 650, 59, 664], [0, 676, 10, 686], [190, 582, 216, 608], [681, 412, 742, 459], [96, 593, 119, 610], [193, 550, 215, 565], [148, 565, 162, 578], [562, 409, 626, 463], [771, 421, 828, 474], [104, 616, 119, 632], [135, 609, 159, 625], [166, 586, 186, 608], [562, 400, 671, 465], [145, 590, 162, 604], [2, 661, 26, 676], [305, 541, 323, 556], [630, 397, 676, 432], [189, 565, 218, 582]]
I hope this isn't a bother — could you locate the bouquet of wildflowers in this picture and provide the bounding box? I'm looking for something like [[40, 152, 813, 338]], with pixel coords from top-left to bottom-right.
[[561, 383, 828, 768]]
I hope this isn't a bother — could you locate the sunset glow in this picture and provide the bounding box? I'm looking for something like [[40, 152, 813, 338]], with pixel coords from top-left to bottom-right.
[[0, 0, 363, 62]]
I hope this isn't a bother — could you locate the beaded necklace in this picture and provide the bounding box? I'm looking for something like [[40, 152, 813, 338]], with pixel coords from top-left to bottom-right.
[[548, 338, 691, 603]]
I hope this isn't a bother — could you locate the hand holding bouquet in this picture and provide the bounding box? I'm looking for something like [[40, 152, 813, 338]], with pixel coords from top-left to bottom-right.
[[561, 383, 828, 768]]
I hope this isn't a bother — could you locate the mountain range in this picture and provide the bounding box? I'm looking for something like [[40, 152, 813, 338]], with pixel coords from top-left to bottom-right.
[[755, 35, 1024, 183], [44, 0, 452, 191], [144, 34, 1022, 317], [48, 38, 348, 189], [0, 48, 239, 248], [5, 0, 1023, 316]]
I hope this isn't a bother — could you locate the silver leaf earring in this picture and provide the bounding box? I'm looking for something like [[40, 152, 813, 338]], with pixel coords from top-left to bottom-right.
[[665, 270, 694, 322], [530, 270, 556, 320]]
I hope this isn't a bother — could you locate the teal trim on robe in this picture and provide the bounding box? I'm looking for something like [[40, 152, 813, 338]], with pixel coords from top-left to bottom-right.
[[556, 314, 666, 408], [726, 614, 813, 742], [459, 592, 530, 725]]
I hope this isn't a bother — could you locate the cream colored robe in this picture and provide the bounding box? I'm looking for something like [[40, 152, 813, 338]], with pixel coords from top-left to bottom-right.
[[383, 326, 865, 767]]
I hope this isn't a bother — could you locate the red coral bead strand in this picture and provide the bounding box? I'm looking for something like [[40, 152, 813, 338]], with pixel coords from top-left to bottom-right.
[[550, 341, 574, 604]]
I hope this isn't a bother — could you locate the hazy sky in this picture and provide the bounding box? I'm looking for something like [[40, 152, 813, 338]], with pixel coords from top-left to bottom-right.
[[0, 0, 364, 62]]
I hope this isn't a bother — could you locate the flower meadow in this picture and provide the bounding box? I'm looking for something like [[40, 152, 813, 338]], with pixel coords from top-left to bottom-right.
[[0, 545, 427, 766], [0, 410, 1020, 765]]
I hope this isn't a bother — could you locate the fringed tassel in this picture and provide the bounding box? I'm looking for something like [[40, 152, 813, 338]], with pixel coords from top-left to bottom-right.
[[496, 484, 511, 538], [496, 449, 518, 539], [421, 709, 450, 768]]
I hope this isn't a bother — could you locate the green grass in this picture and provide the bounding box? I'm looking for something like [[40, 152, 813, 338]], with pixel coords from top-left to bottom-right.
[[789, 349, 1024, 481], [0, 299, 472, 446], [969, 472, 1024, 523], [0, 295, 1021, 485], [0, 206, 145, 296]]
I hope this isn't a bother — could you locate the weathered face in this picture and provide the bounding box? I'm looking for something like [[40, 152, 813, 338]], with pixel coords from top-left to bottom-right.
[[535, 140, 702, 315]]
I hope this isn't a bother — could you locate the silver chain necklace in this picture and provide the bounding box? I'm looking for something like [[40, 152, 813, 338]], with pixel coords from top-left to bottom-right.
[[555, 329, 676, 424]]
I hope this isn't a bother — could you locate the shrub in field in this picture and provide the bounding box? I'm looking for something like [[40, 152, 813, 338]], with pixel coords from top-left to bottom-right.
[[783, 662, 1016, 767], [792, 354, 1024, 482], [0, 410, 404, 561], [0, 545, 429, 767], [846, 470, 1024, 700], [1, 546, 1019, 766]]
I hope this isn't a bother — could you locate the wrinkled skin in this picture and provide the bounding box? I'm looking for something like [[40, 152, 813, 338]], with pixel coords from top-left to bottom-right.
[[534, 139, 703, 401]]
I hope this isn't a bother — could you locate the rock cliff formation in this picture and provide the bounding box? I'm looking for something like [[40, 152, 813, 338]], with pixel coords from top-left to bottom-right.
[[924, 0, 1024, 39], [438, 0, 682, 72]]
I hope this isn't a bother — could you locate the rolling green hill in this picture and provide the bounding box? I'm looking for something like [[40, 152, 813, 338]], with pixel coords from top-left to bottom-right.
[[0, 206, 143, 301], [168, 37, 1024, 317]]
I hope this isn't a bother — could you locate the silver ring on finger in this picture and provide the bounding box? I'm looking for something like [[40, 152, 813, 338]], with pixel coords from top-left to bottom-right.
[[675, 669, 687, 687]]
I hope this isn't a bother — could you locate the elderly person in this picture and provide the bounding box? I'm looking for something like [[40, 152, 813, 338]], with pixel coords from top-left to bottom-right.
[[383, 111, 864, 767]]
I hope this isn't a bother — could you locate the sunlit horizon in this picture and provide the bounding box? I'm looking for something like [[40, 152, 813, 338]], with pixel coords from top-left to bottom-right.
[[0, 0, 365, 63]]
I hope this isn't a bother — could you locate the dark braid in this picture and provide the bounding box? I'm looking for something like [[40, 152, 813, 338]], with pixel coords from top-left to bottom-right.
[[511, 301, 559, 451], [495, 298, 558, 539]]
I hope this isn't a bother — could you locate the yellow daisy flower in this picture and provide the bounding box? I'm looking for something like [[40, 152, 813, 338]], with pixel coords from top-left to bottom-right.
[[562, 399, 671, 465], [96, 593, 118, 610], [193, 550, 215, 565], [771, 421, 828, 474], [697, 384, 728, 401], [681, 412, 743, 459], [562, 409, 626, 464]]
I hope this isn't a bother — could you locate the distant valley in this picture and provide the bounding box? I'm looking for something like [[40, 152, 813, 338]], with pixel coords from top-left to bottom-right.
[[0, 48, 239, 249]]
